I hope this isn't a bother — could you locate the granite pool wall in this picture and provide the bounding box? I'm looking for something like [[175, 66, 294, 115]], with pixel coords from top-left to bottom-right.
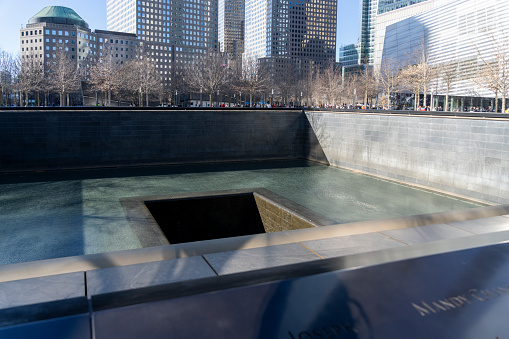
[[0, 108, 327, 171], [305, 111, 509, 204], [1, 107, 508, 204]]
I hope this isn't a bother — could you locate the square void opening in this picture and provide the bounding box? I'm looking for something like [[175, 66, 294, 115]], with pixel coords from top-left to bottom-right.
[[145, 194, 265, 244], [121, 188, 337, 246]]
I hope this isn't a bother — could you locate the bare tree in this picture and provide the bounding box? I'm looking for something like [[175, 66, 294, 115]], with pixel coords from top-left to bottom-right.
[[376, 57, 399, 109], [89, 49, 121, 106], [237, 58, 271, 107], [398, 64, 422, 110], [319, 62, 342, 107], [342, 72, 362, 107], [47, 46, 80, 106], [298, 69, 318, 107], [415, 49, 436, 109], [359, 66, 377, 108], [0, 49, 19, 106], [274, 62, 297, 106], [475, 35, 509, 113], [438, 60, 458, 111], [18, 52, 45, 106], [120, 48, 162, 107], [184, 51, 229, 107]]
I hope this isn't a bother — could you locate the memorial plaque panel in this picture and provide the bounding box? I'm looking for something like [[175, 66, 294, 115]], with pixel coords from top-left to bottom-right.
[[93, 242, 509, 338]]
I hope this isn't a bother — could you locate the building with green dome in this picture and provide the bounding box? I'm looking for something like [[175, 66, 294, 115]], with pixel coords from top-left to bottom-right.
[[20, 6, 139, 74]]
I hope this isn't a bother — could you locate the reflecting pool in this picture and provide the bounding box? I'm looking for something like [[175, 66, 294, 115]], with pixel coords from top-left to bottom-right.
[[0, 160, 483, 265]]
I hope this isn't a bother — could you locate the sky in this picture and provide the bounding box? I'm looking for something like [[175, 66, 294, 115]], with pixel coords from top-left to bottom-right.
[[0, 0, 360, 59]]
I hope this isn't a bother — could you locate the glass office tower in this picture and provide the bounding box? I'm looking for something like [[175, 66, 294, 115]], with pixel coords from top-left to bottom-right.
[[218, 0, 244, 62], [107, 0, 218, 84], [244, 0, 337, 76], [358, 0, 427, 66]]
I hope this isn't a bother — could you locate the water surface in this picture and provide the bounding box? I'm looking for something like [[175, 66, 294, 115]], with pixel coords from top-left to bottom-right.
[[0, 160, 483, 265]]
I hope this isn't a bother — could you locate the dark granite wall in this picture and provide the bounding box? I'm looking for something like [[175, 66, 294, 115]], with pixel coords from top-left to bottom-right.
[[0, 109, 326, 172]]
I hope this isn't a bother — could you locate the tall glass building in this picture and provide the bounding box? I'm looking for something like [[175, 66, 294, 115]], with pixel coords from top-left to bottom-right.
[[218, 0, 244, 62], [244, 0, 337, 75], [357, 0, 427, 66], [107, 0, 218, 85]]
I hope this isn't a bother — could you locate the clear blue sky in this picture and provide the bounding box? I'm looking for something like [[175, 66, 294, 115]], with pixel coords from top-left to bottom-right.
[[0, 0, 360, 60]]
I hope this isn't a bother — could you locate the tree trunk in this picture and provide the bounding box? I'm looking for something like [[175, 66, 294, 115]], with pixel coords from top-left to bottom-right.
[[209, 93, 212, 107], [108, 90, 111, 107], [495, 91, 499, 113], [423, 85, 427, 108], [146, 92, 149, 107], [445, 83, 450, 111], [250, 93, 253, 107]]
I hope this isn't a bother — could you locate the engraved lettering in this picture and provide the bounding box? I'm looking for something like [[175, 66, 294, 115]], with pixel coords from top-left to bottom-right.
[[439, 299, 456, 310], [496, 286, 509, 295], [482, 289, 495, 299], [412, 302, 432, 316], [298, 331, 313, 339], [288, 331, 297, 339], [470, 289, 489, 302], [422, 301, 437, 313], [458, 295, 471, 305], [431, 301, 447, 312], [449, 296, 466, 307]]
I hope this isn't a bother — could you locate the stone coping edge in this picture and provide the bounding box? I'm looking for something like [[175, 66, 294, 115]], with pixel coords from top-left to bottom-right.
[[1, 204, 509, 283]]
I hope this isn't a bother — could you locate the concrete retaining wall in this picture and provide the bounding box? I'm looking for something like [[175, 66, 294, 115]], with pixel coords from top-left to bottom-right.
[[306, 111, 509, 204], [0, 109, 327, 171]]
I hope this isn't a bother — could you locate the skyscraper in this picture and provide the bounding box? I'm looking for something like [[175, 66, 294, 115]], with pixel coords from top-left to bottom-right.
[[107, 0, 218, 85], [358, 0, 428, 66], [244, 0, 337, 75], [218, 0, 244, 62]]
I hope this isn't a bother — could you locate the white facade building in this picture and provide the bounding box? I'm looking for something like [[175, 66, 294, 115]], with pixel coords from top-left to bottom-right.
[[381, 0, 509, 108], [373, 0, 454, 72]]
